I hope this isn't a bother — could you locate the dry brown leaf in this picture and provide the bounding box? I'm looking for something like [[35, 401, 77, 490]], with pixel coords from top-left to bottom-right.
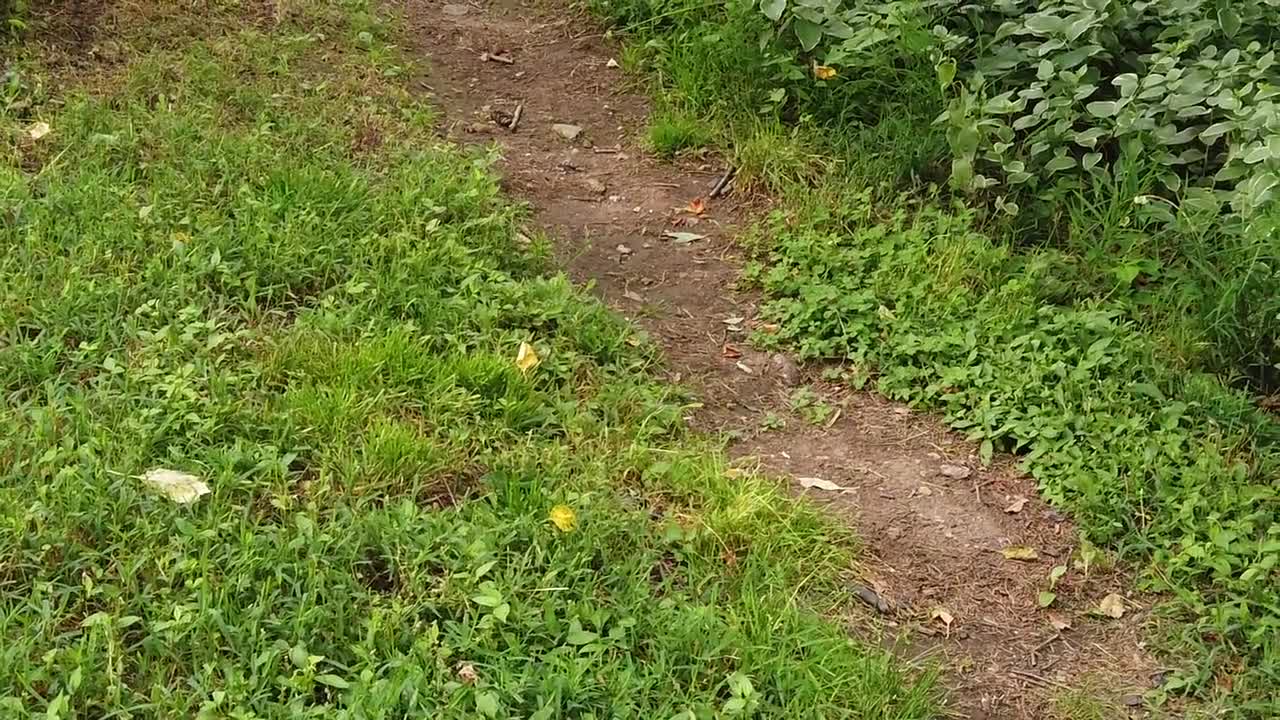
[[1049, 615, 1072, 631], [687, 197, 706, 215], [1001, 546, 1040, 561], [1004, 496, 1028, 513], [1098, 593, 1126, 619], [813, 64, 838, 80], [722, 344, 742, 359], [457, 663, 478, 684], [798, 477, 847, 492], [931, 606, 954, 635]]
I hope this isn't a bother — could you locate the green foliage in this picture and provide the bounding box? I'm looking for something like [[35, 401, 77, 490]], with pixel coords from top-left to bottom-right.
[[648, 108, 712, 157], [0, 3, 938, 718], [744, 193, 1280, 714]]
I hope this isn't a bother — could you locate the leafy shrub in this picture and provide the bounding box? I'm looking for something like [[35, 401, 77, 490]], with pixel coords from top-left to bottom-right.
[[753, 0, 1280, 220]]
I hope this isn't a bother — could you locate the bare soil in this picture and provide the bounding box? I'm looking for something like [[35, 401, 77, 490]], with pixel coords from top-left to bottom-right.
[[394, 1, 1173, 717]]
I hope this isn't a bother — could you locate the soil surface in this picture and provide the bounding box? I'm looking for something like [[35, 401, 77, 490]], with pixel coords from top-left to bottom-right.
[[400, 1, 1165, 716]]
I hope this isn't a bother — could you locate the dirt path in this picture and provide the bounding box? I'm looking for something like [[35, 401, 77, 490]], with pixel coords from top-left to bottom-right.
[[402, 1, 1163, 716]]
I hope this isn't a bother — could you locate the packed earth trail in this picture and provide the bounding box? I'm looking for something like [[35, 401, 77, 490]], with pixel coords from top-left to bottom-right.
[[402, 1, 1170, 717]]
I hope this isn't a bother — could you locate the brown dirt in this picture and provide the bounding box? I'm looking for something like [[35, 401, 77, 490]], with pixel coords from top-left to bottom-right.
[[405, 0, 1166, 716]]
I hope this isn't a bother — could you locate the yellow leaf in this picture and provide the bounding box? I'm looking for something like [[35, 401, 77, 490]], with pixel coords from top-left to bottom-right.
[[1001, 546, 1040, 561], [516, 341, 540, 373], [137, 468, 210, 504], [813, 64, 837, 80], [27, 121, 51, 140], [931, 606, 953, 627], [549, 504, 576, 532], [1097, 593, 1126, 619]]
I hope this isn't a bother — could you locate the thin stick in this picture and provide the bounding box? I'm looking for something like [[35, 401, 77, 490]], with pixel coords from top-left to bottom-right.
[[482, 52, 515, 65], [709, 166, 736, 197], [508, 102, 524, 132]]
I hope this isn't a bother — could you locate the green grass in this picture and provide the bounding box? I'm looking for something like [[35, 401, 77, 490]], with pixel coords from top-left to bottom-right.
[[647, 109, 711, 158], [0, 1, 938, 717], [589, 0, 1280, 715]]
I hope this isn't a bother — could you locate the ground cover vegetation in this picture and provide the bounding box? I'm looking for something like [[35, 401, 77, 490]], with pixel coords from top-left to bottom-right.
[[0, 1, 938, 717], [590, 0, 1280, 714]]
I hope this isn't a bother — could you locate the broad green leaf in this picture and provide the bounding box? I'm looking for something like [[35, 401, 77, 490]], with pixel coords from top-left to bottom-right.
[[761, 0, 785, 21], [1082, 152, 1103, 171], [1045, 154, 1076, 172], [1218, 7, 1241, 38], [315, 674, 350, 689], [1037, 591, 1057, 608], [1086, 100, 1118, 118], [794, 19, 823, 51], [1036, 59, 1053, 81], [936, 58, 956, 88], [476, 691, 500, 718]]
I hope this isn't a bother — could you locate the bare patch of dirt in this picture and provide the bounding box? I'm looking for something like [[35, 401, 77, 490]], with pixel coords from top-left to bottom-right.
[[398, 0, 1166, 716]]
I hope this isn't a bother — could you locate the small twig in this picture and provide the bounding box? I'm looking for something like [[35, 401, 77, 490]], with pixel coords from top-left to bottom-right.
[[508, 102, 524, 132], [1009, 669, 1072, 690], [652, 182, 681, 188], [592, 146, 621, 154], [709, 167, 736, 197], [481, 51, 515, 65]]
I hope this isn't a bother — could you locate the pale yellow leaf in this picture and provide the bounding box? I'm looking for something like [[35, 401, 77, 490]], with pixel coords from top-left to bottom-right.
[[138, 468, 210, 504], [27, 121, 51, 140], [516, 341, 540, 373], [1098, 593, 1126, 619], [1004, 496, 1028, 513], [549, 504, 576, 532], [813, 64, 837, 80], [1001, 546, 1040, 561], [931, 606, 954, 630]]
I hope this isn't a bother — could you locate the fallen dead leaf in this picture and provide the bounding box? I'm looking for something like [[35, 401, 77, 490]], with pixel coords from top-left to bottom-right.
[[516, 341, 540, 373], [1004, 496, 1029, 514], [27, 121, 51, 140], [931, 606, 954, 635], [798, 477, 847, 492], [735, 361, 753, 374], [722, 344, 742, 359], [813, 64, 838, 80], [138, 468, 210, 504], [549, 504, 576, 533], [1098, 593, 1126, 619], [606, 58, 619, 68], [457, 663, 478, 684], [1049, 615, 1072, 631], [687, 197, 706, 215], [760, 323, 780, 334], [662, 230, 706, 244], [1001, 546, 1040, 561], [938, 463, 972, 480], [622, 290, 645, 302]]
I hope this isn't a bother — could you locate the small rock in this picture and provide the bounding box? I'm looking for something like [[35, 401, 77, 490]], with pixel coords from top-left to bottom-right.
[[1122, 694, 1143, 707], [939, 464, 972, 480], [885, 526, 904, 541], [769, 353, 801, 387], [583, 177, 607, 195], [917, 486, 933, 497], [607, 194, 621, 202], [552, 123, 583, 141], [606, 58, 619, 68], [850, 583, 892, 614], [463, 122, 491, 134], [442, 3, 470, 15], [616, 244, 633, 255]]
